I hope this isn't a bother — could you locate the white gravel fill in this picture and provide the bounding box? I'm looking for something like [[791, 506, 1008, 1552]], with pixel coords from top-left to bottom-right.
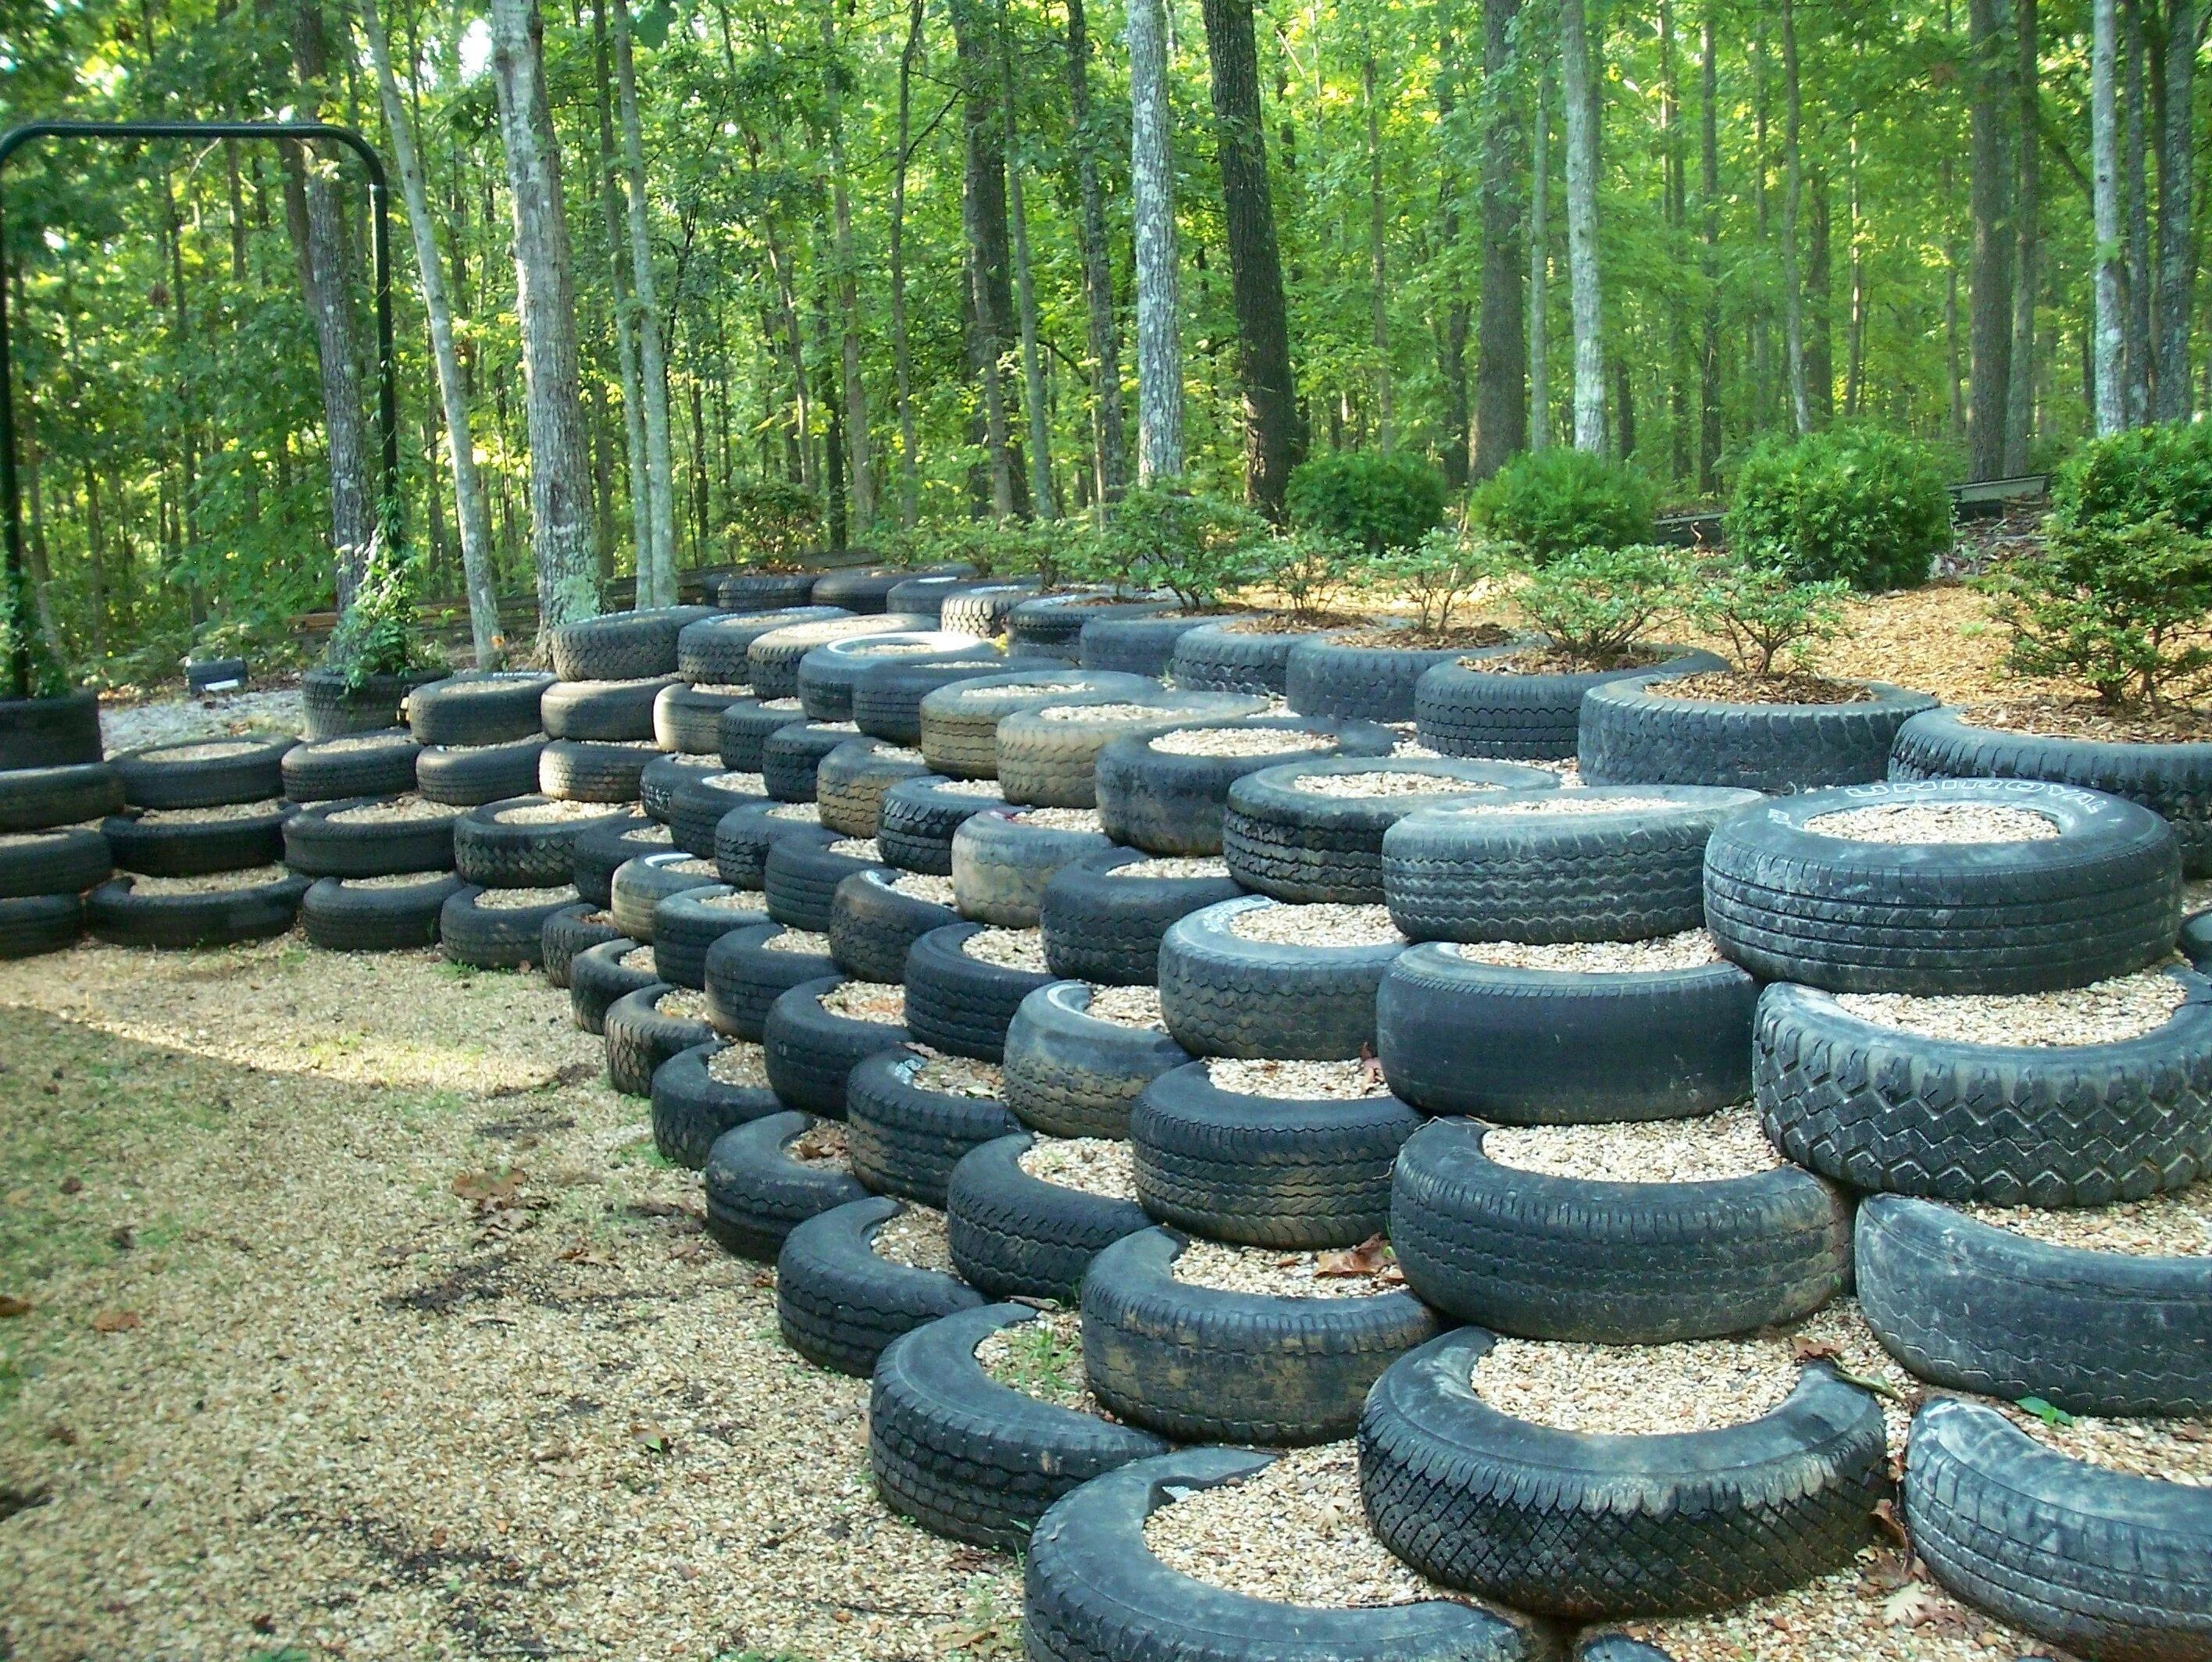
[[1450, 930, 1721, 972], [1482, 1104, 1784, 1182], [1472, 1336, 1800, 1435], [1205, 1057, 1392, 1100], [1802, 802, 2060, 843], [1832, 971, 2189, 1048], [1225, 902, 1405, 948], [1017, 1136, 1136, 1197]]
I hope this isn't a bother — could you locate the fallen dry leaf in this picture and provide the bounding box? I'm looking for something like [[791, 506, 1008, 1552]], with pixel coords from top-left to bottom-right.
[[90, 1309, 141, 1333], [1882, 1581, 1944, 1628], [1315, 1233, 1401, 1279], [451, 1168, 526, 1204], [1872, 1497, 1911, 1550], [1791, 1334, 1843, 1362]]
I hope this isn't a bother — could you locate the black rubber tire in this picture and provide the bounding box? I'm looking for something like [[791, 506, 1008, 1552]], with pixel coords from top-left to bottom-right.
[[1169, 620, 1342, 697], [918, 670, 1158, 779], [640, 751, 725, 826], [1039, 847, 1247, 986], [1082, 1227, 1440, 1445], [539, 676, 680, 742], [1077, 609, 1229, 676], [298, 871, 459, 950], [437, 884, 579, 970], [845, 1048, 1022, 1205], [1358, 1328, 1890, 1620], [455, 796, 629, 889], [282, 796, 458, 878], [815, 737, 932, 838], [1857, 1192, 2212, 1415], [567, 936, 656, 1035], [0, 893, 84, 958], [1413, 646, 1728, 761], [882, 573, 987, 620], [1579, 674, 1940, 794], [829, 868, 958, 984], [1002, 980, 1193, 1139], [416, 735, 548, 807], [1005, 590, 1158, 652], [1377, 943, 1759, 1122], [1157, 895, 1407, 1061], [944, 1131, 1154, 1301], [904, 922, 1058, 1061], [703, 1109, 869, 1258], [939, 580, 1041, 637], [877, 776, 1007, 875], [809, 566, 909, 613], [0, 687, 102, 770], [1895, 704, 2212, 878], [680, 606, 847, 681], [279, 729, 420, 802], [653, 683, 747, 754], [571, 816, 672, 905], [651, 885, 765, 990], [1704, 778, 2185, 994], [1382, 783, 1761, 943], [609, 850, 722, 942], [114, 735, 293, 810], [605, 983, 716, 1096], [1130, 1061, 1422, 1248], [715, 573, 822, 614], [84, 870, 309, 949], [2185, 907, 2212, 968], [0, 762, 123, 832], [760, 720, 860, 803], [797, 630, 988, 722], [749, 613, 933, 701], [1284, 632, 1525, 722], [870, 1303, 1168, 1552], [1903, 1395, 2212, 1662], [102, 803, 288, 878], [538, 738, 662, 804], [547, 606, 712, 682], [0, 826, 112, 897], [301, 666, 441, 741], [1391, 1117, 1853, 1343], [951, 807, 1116, 928], [1757, 974, 2212, 1206], [761, 975, 912, 1118], [716, 696, 808, 772], [540, 902, 621, 987], [712, 804, 830, 895], [668, 769, 769, 856], [853, 655, 1051, 746], [406, 671, 555, 747], [763, 836, 890, 933], [650, 1039, 781, 1167], [775, 1195, 984, 1375], [994, 692, 1270, 809], [1222, 757, 1559, 904], [1094, 717, 1397, 857]]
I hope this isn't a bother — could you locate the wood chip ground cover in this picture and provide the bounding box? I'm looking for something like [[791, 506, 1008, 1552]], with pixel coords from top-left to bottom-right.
[[1147, 728, 1333, 758], [337, 872, 454, 892], [654, 990, 712, 1022], [826, 839, 883, 860], [326, 797, 459, 825], [929, 779, 1004, 797], [1289, 769, 1502, 799], [1832, 970, 2189, 1047], [909, 1054, 1001, 1098], [1482, 1104, 1784, 1182], [887, 872, 957, 904], [495, 801, 628, 825], [1961, 1182, 2210, 1255], [1657, 672, 1875, 705], [766, 804, 822, 823], [617, 946, 658, 974], [131, 798, 286, 824], [134, 739, 269, 762], [123, 865, 292, 896], [473, 886, 579, 910], [818, 983, 905, 1024], [1471, 1336, 1802, 1434], [761, 929, 831, 954], [1171, 1239, 1406, 1298], [1204, 1058, 1391, 1099], [1008, 808, 1102, 832], [705, 771, 765, 793], [1447, 794, 1681, 816]]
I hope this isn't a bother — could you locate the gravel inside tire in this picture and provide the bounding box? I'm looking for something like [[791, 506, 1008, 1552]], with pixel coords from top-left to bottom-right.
[[406, 671, 555, 747], [903, 922, 1058, 1061], [1579, 674, 1939, 794], [951, 807, 1116, 927], [702, 1110, 869, 1259], [279, 728, 420, 803], [1285, 632, 1525, 722], [845, 1048, 1022, 1206], [651, 885, 765, 990], [438, 884, 579, 971], [282, 796, 458, 878], [567, 936, 656, 1035], [816, 737, 933, 838], [1412, 645, 1726, 761], [0, 893, 84, 958], [416, 735, 548, 807], [604, 983, 716, 1096], [114, 735, 293, 810], [300, 872, 460, 951], [650, 1040, 782, 1168], [1095, 715, 1397, 856], [608, 850, 721, 942], [548, 606, 712, 681], [455, 796, 628, 890], [1003, 979, 1192, 1140], [84, 870, 309, 950], [749, 612, 933, 701], [540, 902, 622, 987], [102, 803, 288, 879], [994, 691, 1270, 809], [774, 1195, 983, 1375], [1157, 894, 1407, 1061], [539, 676, 681, 742], [0, 826, 112, 897], [762, 975, 912, 1118], [538, 737, 661, 804], [830, 868, 958, 984], [1039, 847, 1247, 987], [917, 670, 1158, 780], [945, 1131, 1154, 1302], [877, 776, 1008, 876], [0, 762, 123, 832]]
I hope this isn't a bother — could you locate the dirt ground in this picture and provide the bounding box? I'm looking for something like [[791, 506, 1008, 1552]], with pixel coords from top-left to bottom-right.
[[0, 940, 1019, 1662]]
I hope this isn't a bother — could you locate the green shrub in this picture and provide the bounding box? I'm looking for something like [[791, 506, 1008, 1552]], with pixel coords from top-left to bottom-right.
[[2053, 419, 2212, 533], [1261, 530, 1354, 621], [1365, 527, 1503, 636], [0, 566, 69, 698], [1683, 555, 1850, 676], [1512, 544, 1686, 670], [1107, 487, 1268, 610], [324, 532, 443, 690], [1725, 425, 1950, 591], [1467, 448, 1657, 564], [1983, 512, 2212, 707], [1285, 450, 1448, 555], [724, 476, 823, 568]]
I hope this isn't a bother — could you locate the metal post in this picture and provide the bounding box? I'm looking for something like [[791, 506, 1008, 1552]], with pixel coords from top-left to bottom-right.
[[0, 119, 401, 697]]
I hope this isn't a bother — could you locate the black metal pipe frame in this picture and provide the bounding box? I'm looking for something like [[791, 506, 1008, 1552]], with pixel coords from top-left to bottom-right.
[[0, 119, 401, 698]]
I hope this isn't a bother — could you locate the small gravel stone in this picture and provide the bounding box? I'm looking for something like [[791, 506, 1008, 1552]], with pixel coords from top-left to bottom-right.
[[1016, 1136, 1136, 1197], [1961, 1183, 2210, 1256], [1010, 808, 1103, 832], [1226, 902, 1405, 948], [1483, 1104, 1784, 1183], [137, 739, 266, 762], [760, 929, 830, 955], [2011, 1411, 2212, 1485], [930, 779, 1007, 797], [961, 927, 1049, 971], [668, 858, 718, 877], [1205, 1057, 1393, 1100], [326, 795, 458, 825], [887, 872, 956, 904], [788, 1121, 847, 1166], [760, 697, 803, 712], [1802, 803, 2060, 843], [1447, 793, 1681, 816], [494, 799, 622, 826], [765, 803, 821, 823], [1450, 929, 1722, 972], [628, 823, 675, 843], [975, 1307, 1095, 1413], [1472, 1336, 1800, 1435], [123, 865, 291, 896], [704, 771, 765, 794], [618, 946, 658, 974], [908, 1052, 1001, 1098], [655, 990, 712, 1022], [687, 683, 748, 695], [827, 838, 883, 860], [1832, 971, 2189, 1048], [871, 1205, 953, 1271], [1083, 985, 1165, 1029], [333, 872, 449, 891], [1290, 769, 1503, 799], [705, 1042, 769, 1087], [133, 798, 285, 825], [1172, 1239, 1406, 1299], [1148, 726, 1335, 758], [1036, 702, 1176, 722], [1625, 1559, 2044, 1662], [696, 891, 761, 911], [1104, 856, 1229, 880], [818, 982, 905, 1024], [770, 618, 918, 646]]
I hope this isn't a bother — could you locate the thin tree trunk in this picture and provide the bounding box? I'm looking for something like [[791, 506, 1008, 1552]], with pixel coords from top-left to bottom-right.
[[1202, 0, 1302, 517], [1365, 45, 1393, 448], [2124, 0, 2154, 423], [1698, 3, 1722, 491], [1845, 135, 1868, 418], [489, 0, 599, 631], [1128, 0, 1186, 482], [1436, 9, 1472, 489], [361, 0, 501, 665], [593, 2, 652, 586], [1528, 68, 1550, 449], [2004, 0, 2039, 469], [1558, 0, 1605, 452], [612, 0, 676, 603], [1780, 0, 1811, 434], [890, 0, 924, 526], [951, 0, 1019, 514], [1967, 0, 2013, 476], [2155, 0, 2198, 419], [823, 4, 877, 531], [1807, 166, 1833, 425], [1473, 0, 1527, 479], [1002, 12, 1056, 519], [1067, 0, 1129, 507], [1662, 0, 1689, 480], [2095, 0, 2128, 432]]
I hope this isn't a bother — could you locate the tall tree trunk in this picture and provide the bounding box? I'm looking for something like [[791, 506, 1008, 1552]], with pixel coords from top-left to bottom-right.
[[1697, 4, 1722, 491], [489, 0, 599, 631], [361, 0, 502, 665], [1807, 166, 1833, 425], [1128, 0, 1186, 482], [1779, 0, 1811, 433], [593, 2, 652, 585], [887, 0, 924, 527], [822, 4, 876, 532], [1436, 8, 1472, 490], [951, 0, 1020, 515], [1528, 68, 1550, 448], [1558, 0, 1604, 452], [2095, 0, 2128, 432], [1066, 0, 1129, 507], [1002, 12, 1056, 519], [1364, 46, 1393, 447], [1202, 0, 1302, 518], [2124, 0, 2154, 423], [1845, 135, 1868, 417], [1473, 0, 1527, 479], [612, 0, 676, 604], [1967, 0, 2014, 476], [2155, 0, 2198, 420], [2004, 0, 2040, 469], [1661, 0, 1689, 480]]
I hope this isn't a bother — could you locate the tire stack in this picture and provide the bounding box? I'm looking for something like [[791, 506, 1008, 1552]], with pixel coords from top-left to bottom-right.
[[538, 608, 705, 807], [409, 672, 555, 809], [0, 691, 120, 957]]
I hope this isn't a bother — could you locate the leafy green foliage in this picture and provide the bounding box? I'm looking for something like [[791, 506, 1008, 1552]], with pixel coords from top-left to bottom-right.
[[0, 568, 70, 699], [1511, 544, 1685, 669], [724, 477, 824, 569], [2053, 419, 2212, 533], [1983, 513, 2212, 707], [1725, 425, 1950, 590], [1286, 450, 1448, 555], [1261, 530, 1354, 620], [1366, 526, 1502, 635], [1466, 449, 1658, 564], [1684, 555, 1850, 676], [1105, 487, 1268, 609], [323, 533, 443, 690]]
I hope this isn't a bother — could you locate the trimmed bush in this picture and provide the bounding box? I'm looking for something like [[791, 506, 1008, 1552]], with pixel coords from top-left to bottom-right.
[[1725, 425, 1950, 591], [2053, 418, 2212, 533], [1286, 450, 1449, 555], [1512, 544, 1685, 669], [1984, 513, 2212, 708], [1107, 487, 1269, 608], [1466, 448, 1657, 563]]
